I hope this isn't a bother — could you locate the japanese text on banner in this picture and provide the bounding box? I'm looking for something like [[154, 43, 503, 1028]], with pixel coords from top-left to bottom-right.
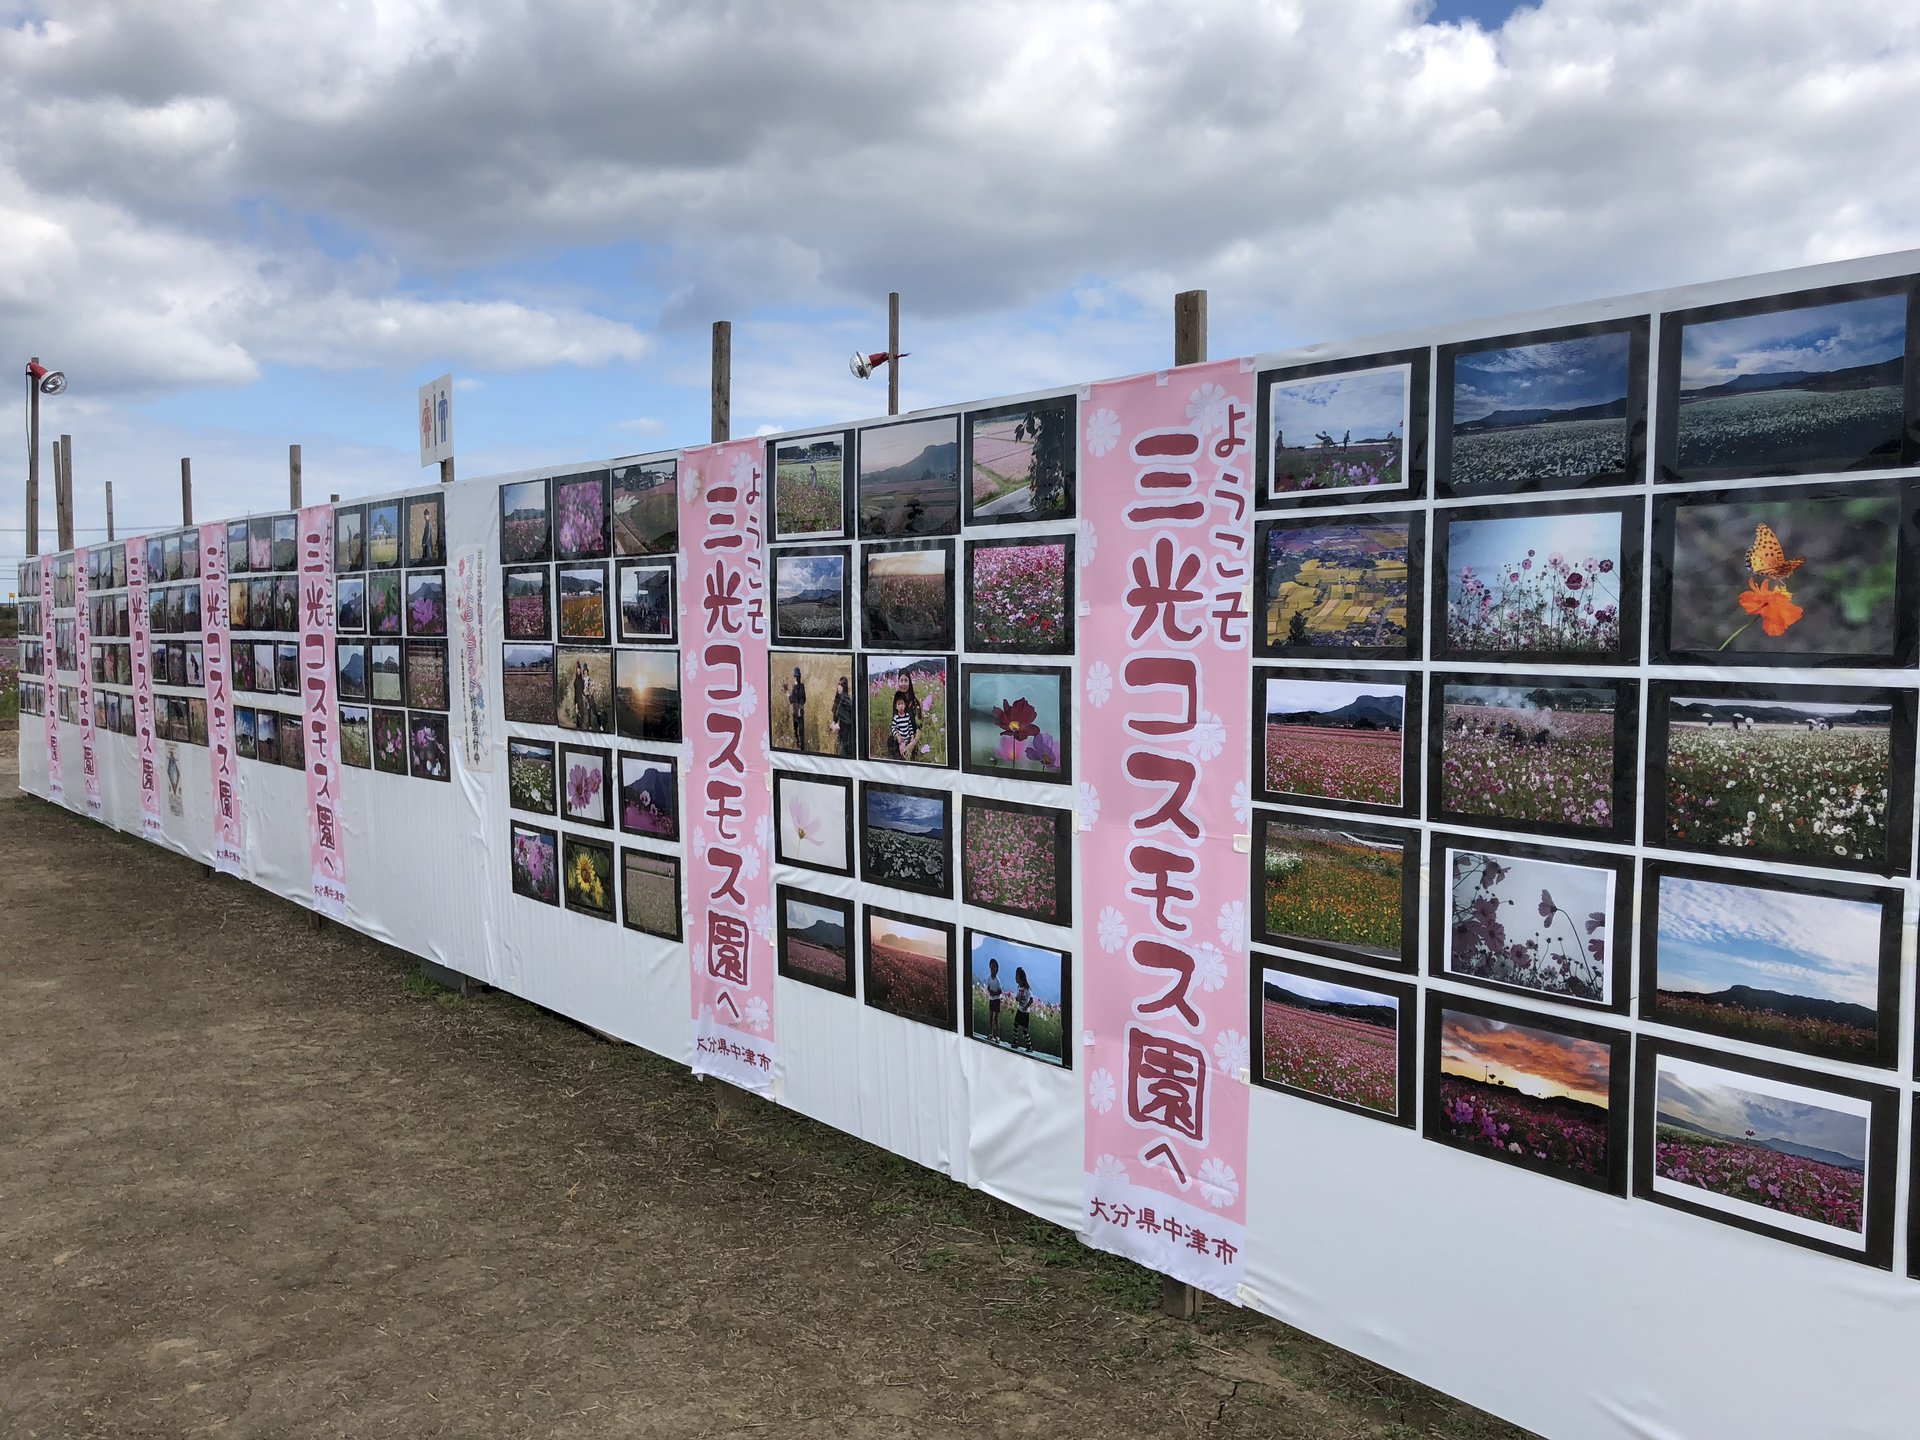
[[127, 539, 165, 839], [39, 560, 62, 803], [199, 522, 245, 875], [299, 506, 348, 915], [73, 548, 102, 817], [452, 546, 492, 771]]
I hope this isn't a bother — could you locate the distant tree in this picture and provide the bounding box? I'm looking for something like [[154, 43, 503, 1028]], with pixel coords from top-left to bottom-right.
[[1287, 611, 1308, 646]]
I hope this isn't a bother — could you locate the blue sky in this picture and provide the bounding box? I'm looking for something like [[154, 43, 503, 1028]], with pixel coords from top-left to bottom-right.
[[1269, 367, 1409, 449], [1446, 509, 1622, 605], [775, 552, 844, 600], [1657, 1055, 1868, 1165], [1452, 332, 1632, 421], [969, 933, 1064, 1005], [1264, 677, 1403, 719], [1678, 293, 1908, 390], [1654, 875, 1881, 1007], [1262, 968, 1399, 1017]]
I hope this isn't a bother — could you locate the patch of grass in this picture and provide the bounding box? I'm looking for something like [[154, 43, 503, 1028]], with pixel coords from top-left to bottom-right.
[[402, 964, 467, 1006]]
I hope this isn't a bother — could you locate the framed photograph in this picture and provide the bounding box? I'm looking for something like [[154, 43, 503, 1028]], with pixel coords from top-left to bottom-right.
[[162, 533, 182, 582], [251, 641, 277, 693], [1257, 348, 1428, 508], [771, 650, 858, 759], [965, 930, 1070, 1067], [861, 653, 953, 768], [1434, 496, 1644, 664], [1254, 511, 1418, 659], [187, 697, 207, 745], [405, 569, 447, 637], [184, 642, 203, 688], [409, 711, 450, 780], [366, 503, 401, 569], [500, 478, 552, 564], [860, 781, 952, 899], [1251, 810, 1417, 971], [247, 578, 274, 634], [769, 431, 851, 541], [619, 847, 682, 941], [372, 708, 408, 773], [858, 414, 961, 538], [271, 514, 297, 571], [616, 750, 679, 841], [1429, 674, 1638, 842], [1254, 666, 1420, 816], [112, 547, 127, 591], [336, 641, 368, 701], [507, 737, 556, 814], [1636, 1039, 1897, 1267], [405, 641, 449, 712], [406, 492, 445, 567], [1656, 277, 1918, 483], [334, 504, 365, 573], [1650, 479, 1918, 667], [340, 706, 372, 768], [964, 395, 1076, 525], [336, 575, 366, 634], [1251, 953, 1415, 1126], [181, 531, 200, 581], [1641, 860, 1900, 1069], [1426, 994, 1629, 1195], [554, 647, 615, 733], [230, 641, 255, 694], [510, 822, 560, 906], [774, 770, 854, 878], [561, 833, 617, 922], [965, 535, 1074, 655], [234, 707, 258, 759], [772, 545, 850, 647], [369, 642, 404, 704], [1436, 317, 1649, 497], [226, 522, 250, 574], [615, 559, 675, 644], [612, 647, 680, 742], [181, 586, 201, 636], [366, 570, 403, 636], [1645, 680, 1915, 876], [555, 563, 609, 642], [555, 743, 612, 826], [960, 795, 1071, 926], [611, 458, 677, 556], [503, 565, 551, 641], [502, 643, 557, 725], [1431, 832, 1632, 1012], [861, 540, 953, 650], [777, 887, 856, 996], [255, 708, 281, 764], [863, 905, 956, 1031], [961, 663, 1069, 784], [554, 469, 612, 561]]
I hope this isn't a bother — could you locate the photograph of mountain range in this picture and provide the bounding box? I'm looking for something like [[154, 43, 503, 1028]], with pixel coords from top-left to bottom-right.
[[858, 415, 960, 537], [1445, 326, 1639, 492]]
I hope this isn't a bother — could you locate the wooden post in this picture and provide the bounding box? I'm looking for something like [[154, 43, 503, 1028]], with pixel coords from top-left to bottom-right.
[[711, 320, 732, 443], [439, 456, 453, 485], [1174, 290, 1208, 367], [181, 458, 193, 526], [887, 291, 901, 416], [105, 481, 115, 542], [25, 357, 40, 557], [289, 443, 302, 510], [55, 433, 74, 551]]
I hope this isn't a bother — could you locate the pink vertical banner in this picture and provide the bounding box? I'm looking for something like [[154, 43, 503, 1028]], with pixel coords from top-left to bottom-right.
[[127, 537, 164, 839], [39, 559, 62, 803], [679, 439, 777, 1092], [73, 546, 102, 818], [298, 505, 348, 915], [1079, 359, 1255, 1300], [199, 522, 246, 875]]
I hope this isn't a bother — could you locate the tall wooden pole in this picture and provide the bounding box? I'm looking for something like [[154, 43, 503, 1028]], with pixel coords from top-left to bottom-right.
[[1174, 290, 1208, 367], [105, 481, 115, 542], [25, 357, 40, 557], [55, 433, 74, 551], [180, 458, 193, 526], [710, 320, 732, 443], [289, 443, 303, 510], [439, 456, 453, 485], [887, 292, 901, 416]]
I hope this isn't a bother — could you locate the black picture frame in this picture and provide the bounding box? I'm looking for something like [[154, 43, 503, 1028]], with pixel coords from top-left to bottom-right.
[[1424, 991, 1631, 1197], [561, 832, 618, 923], [555, 562, 610, 643], [863, 903, 957, 1031], [1436, 316, 1650, 498], [771, 543, 852, 649], [963, 928, 1073, 1069], [509, 821, 560, 906], [1655, 275, 1920, 484], [1638, 858, 1901, 1071], [614, 558, 676, 645], [859, 652, 955, 770], [502, 565, 553, 642], [365, 570, 402, 637], [1648, 478, 1919, 668], [405, 569, 448, 638], [1253, 508, 1421, 660], [767, 430, 854, 542], [270, 515, 297, 571], [553, 469, 614, 562], [226, 521, 251, 574], [962, 393, 1078, 526], [861, 538, 954, 650], [334, 504, 366, 574], [777, 885, 857, 997], [1432, 495, 1645, 666], [1635, 1037, 1897, 1269], [964, 533, 1076, 656], [857, 413, 962, 539], [618, 845, 683, 941], [770, 650, 859, 759], [1429, 831, 1633, 1014], [610, 457, 678, 557], [507, 736, 557, 816], [336, 575, 367, 635], [1643, 678, 1916, 877], [365, 504, 401, 570], [340, 705, 372, 769], [335, 640, 368, 702], [859, 779, 953, 899], [408, 711, 451, 781], [500, 477, 553, 564], [1252, 664, 1422, 819], [503, 643, 558, 726], [1249, 808, 1419, 972], [406, 491, 445, 568], [773, 769, 855, 879], [556, 742, 614, 828], [1249, 950, 1417, 1127], [611, 647, 678, 743], [959, 662, 1071, 786], [404, 640, 450, 712], [1256, 347, 1431, 510], [615, 749, 679, 843], [959, 794, 1073, 926], [1428, 672, 1639, 843]]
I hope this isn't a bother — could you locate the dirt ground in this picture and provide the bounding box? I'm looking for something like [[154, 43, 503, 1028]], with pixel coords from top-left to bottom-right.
[[0, 726, 1530, 1439]]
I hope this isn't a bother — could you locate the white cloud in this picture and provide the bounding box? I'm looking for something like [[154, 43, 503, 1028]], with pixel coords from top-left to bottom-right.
[[615, 416, 666, 435]]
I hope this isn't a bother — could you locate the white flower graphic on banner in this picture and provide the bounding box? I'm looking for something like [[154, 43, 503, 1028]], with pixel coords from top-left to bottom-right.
[[1187, 710, 1226, 761], [739, 682, 759, 718], [743, 994, 772, 1033], [755, 813, 774, 855], [1079, 518, 1098, 567], [698, 1002, 716, 1026], [1097, 905, 1129, 953], [1088, 1067, 1118, 1114], [683, 646, 700, 681], [741, 844, 763, 881], [1093, 1153, 1129, 1185], [1213, 1028, 1249, 1077], [753, 903, 775, 941], [1186, 382, 1229, 435], [1194, 943, 1228, 993], [1085, 659, 1114, 707], [1086, 407, 1122, 457], [1077, 780, 1100, 828], [692, 826, 709, 861], [1197, 1156, 1240, 1209], [1231, 780, 1252, 826], [731, 454, 757, 491], [1217, 899, 1246, 954]]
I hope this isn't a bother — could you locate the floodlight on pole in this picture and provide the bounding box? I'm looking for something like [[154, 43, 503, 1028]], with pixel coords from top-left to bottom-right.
[[26, 359, 66, 395], [848, 349, 908, 381]]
